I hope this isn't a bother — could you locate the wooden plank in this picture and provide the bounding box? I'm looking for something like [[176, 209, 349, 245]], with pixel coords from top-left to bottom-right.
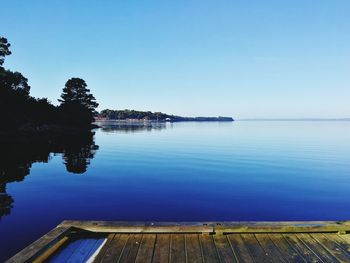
[[117, 234, 142, 263], [328, 234, 350, 255], [185, 234, 203, 263], [86, 239, 107, 263], [213, 235, 237, 263], [216, 221, 350, 234], [100, 234, 128, 263], [170, 234, 186, 263], [6, 226, 70, 263], [59, 220, 350, 234], [61, 220, 350, 235], [298, 233, 338, 262], [60, 221, 213, 233], [65, 238, 100, 262], [240, 234, 271, 263], [92, 234, 115, 263], [135, 234, 156, 263], [339, 234, 350, 243], [267, 234, 306, 263], [32, 236, 69, 263], [311, 234, 350, 262], [283, 234, 324, 263], [255, 234, 288, 263], [152, 234, 170, 263], [199, 235, 220, 263], [227, 234, 254, 263]]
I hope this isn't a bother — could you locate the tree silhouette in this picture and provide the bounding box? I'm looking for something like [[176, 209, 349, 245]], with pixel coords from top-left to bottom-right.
[[59, 78, 98, 112], [0, 37, 11, 66], [1, 36, 59, 130], [58, 78, 98, 126]]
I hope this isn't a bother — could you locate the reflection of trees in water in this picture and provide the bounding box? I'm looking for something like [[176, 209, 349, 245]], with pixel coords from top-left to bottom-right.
[[63, 140, 99, 174], [0, 131, 98, 220], [99, 121, 166, 133]]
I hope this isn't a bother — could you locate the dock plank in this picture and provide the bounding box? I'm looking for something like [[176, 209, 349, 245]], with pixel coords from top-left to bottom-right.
[[339, 234, 350, 243], [135, 234, 156, 263], [59, 221, 213, 233], [328, 234, 350, 255], [85, 238, 106, 261], [213, 235, 237, 263], [283, 234, 321, 263], [152, 234, 170, 263], [227, 234, 254, 263], [240, 234, 271, 263], [66, 238, 99, 263], [92, 234, 115, 263], [199, 235, 220, 263], [117, 234, 142, 263], [311, 234, 350, 262], [298, 233, 338, 262], [255, 234, 288, 263], [185, 234, 202, 263], [50, 239, 83, 263], [100, 234, 128, 263], [267, 234, 306, 263], [7, 226, 70, 263], [170, 234, 186, 263], [33, 236, 70, 263]]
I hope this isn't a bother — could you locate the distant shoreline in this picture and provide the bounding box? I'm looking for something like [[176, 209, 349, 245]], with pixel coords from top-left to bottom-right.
[[98, 109, 233, 122], [95, 117, 234, 123]]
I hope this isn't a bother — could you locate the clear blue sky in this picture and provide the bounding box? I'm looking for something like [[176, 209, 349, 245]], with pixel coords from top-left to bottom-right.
[[2, 0, 349, 118]]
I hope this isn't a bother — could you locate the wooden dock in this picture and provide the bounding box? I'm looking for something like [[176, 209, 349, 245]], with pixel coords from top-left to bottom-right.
[[6, 221, 350, 262]]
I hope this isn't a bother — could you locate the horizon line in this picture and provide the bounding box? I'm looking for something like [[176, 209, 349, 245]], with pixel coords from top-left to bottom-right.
[[236, 118, 350, 121]]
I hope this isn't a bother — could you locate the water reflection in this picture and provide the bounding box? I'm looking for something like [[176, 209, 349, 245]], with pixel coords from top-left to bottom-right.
[[0, 123, 166, 220], [0, 131, 98, 220], [97, 121, 167, 133]]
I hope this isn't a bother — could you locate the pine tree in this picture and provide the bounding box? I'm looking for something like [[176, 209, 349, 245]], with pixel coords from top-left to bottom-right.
[[58, 78, 98, 126], [58, 78, 98, 112], [0, 37, 11, 66]]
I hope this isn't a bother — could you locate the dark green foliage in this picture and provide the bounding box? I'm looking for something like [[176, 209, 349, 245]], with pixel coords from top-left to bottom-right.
[[98, 109, 234, 122], [58, 78, 98, 127], [100, 109, 171, 121], [0, 36, 98, 131], [58, 102, 94, 127], [59, 78, 98, 112], [0, 69, 30, 96], [0, 66, 58, 129], [0, 37, 11, 66]]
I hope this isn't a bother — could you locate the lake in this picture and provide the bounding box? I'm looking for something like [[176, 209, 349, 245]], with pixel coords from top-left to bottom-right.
[[1, 121, 350, 260]]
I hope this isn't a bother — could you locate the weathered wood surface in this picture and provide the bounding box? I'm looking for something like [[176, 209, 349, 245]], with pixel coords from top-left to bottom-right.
[[6, 226, 70, 263], [59, 220, 214, 233], [92, 232, 350, 262], [6, 221, 350, 263]]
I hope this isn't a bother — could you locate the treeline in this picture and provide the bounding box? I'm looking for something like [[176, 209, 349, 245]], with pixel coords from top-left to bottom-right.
[[98, 109, 234, 122], [0, 37, 98, 132], [99, 109, 171, 121]]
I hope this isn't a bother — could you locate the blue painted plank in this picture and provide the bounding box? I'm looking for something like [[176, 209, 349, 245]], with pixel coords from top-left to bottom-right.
[[83, 238, 106, 261], [66, 239, 98, 263], [49, 239, 83, 263]]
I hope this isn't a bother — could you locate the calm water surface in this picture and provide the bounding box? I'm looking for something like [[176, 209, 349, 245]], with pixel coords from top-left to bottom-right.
[[1, 121, 350, 260]]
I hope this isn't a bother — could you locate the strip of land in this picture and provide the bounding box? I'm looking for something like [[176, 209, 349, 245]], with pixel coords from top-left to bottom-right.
[[98, 109, 234, 122]]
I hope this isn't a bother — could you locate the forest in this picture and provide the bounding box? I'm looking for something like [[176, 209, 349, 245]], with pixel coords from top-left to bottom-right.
[[99, 109, 233, 122], [0, 37, 98, 134]]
